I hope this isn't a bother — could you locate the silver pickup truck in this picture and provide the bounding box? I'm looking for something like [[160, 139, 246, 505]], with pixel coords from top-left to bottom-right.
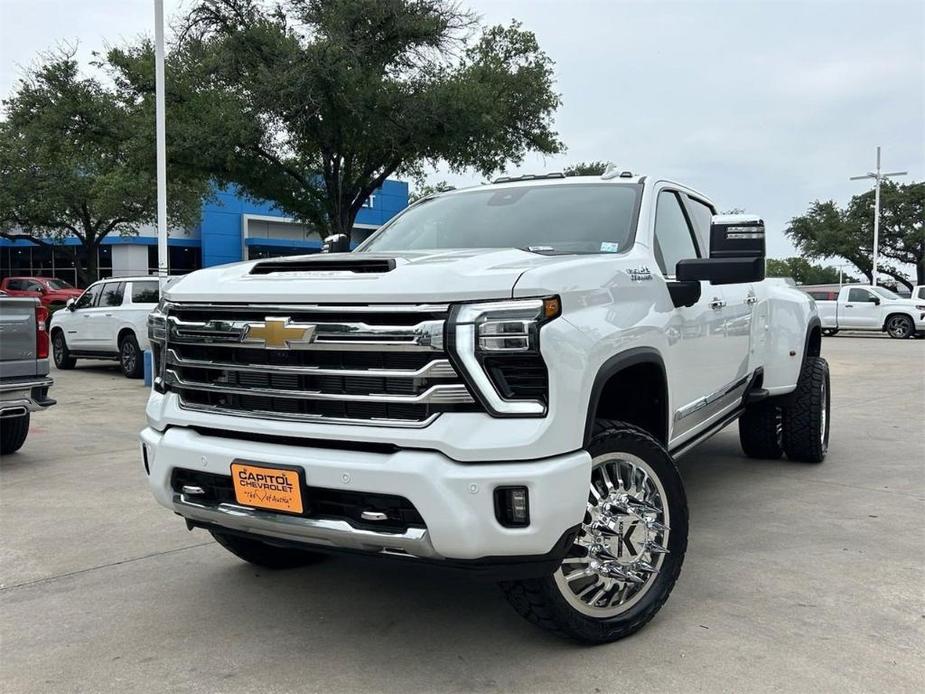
[[0, 296, 56, 454]]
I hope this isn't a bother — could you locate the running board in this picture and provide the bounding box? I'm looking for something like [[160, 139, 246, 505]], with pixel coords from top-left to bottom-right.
[[670, 407, 744, 459]]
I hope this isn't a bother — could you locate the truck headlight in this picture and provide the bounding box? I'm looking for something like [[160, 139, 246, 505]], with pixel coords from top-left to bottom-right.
[[148, 299, 170, 343], [147, 299, 171, 393], [448, 297, 560, 416]]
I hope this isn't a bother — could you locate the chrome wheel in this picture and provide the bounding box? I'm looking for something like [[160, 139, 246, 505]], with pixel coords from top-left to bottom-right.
[[554, 452, 669, 618]]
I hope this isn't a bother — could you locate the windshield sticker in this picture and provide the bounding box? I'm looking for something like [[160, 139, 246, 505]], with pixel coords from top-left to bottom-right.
[[600, 242, 620, 253]]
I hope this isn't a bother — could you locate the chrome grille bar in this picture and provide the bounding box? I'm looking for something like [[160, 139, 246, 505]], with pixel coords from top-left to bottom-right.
[[167, 316, 445, 351], [176, 401, 440, 429], [165, 348, 458, 379], [165, 370, 475, 404]]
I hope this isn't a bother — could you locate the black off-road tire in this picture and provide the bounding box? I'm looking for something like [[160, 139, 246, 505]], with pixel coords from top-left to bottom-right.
[[738, 401, 783, 459], [885, 314, 914, 339], [781, 356, 830, 463], [499, 421, 688, 644], [52, 330, 76, 370], [211, 530, 327, 569], [0, 413, 31, 455], [119, 333, 144, 379]]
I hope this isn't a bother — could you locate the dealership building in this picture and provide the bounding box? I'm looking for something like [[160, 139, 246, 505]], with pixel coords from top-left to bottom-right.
[[0, 180, 409, 286]]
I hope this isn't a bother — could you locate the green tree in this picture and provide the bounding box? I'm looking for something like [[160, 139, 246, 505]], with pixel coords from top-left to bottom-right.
[[109, 0, 563, 241], [563, 161, 610, 176], [0, 55, 208, 283], [409, 180, 454, 203], [765, 257, 854, 285], [785, 181, 924, 290]]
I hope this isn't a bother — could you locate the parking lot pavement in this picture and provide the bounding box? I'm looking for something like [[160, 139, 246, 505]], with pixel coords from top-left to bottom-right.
[[1, 336, 923, 693]]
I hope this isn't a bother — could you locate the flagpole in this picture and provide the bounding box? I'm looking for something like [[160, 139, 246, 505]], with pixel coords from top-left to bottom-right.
[[154, 0, 168, 286]]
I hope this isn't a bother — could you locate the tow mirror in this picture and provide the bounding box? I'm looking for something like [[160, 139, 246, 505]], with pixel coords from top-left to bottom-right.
[[676, 257, 765, 285], [709, 215, 766, 259], [673, 214, 766, 287], [321, 233, 350, 254]]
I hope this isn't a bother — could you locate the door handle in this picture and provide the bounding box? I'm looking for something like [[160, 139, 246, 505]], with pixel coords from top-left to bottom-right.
[[104, 313, 113, 317], [844, 304, 853, 308], [745, 296, 758, 306], [709, 298, 726, 310]]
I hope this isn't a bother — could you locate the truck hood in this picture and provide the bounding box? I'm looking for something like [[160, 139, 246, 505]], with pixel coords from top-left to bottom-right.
[[164, 249, 586, 304]]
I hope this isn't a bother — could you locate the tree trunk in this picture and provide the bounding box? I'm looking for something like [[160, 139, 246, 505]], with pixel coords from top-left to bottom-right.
[[917, 257, 924, 286], [83, 242, 99, 284], [329, 198, 360, 243]]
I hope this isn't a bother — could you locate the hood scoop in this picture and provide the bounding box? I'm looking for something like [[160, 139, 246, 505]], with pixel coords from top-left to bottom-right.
[[250, 257, 396, 275]]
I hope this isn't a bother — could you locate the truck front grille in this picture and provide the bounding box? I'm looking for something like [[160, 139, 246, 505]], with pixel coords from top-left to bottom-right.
[[153, 303, 479, 427]]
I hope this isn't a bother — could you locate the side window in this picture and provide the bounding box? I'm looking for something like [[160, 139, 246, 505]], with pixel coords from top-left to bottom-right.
[[684, 196, 715, 254], [847, 288, 876, 303], [7, 279, 24, 290], [654, 191, 700, 277], [131, 281, 160, 304], [74, 283, 103, 310], [100, 282, 125, 307], [916, 287, 925, 301], [807, 291, 826, 301], [25, 280, 44, 291]]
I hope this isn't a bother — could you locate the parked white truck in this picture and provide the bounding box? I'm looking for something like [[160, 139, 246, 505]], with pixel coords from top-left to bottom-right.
[[141, 173, 829, 643], [804, 284, 925, 338]]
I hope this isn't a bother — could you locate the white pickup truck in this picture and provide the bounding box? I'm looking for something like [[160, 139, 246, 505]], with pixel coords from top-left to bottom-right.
[[804, 285, 925, 339], [141, 173, 828, 643]]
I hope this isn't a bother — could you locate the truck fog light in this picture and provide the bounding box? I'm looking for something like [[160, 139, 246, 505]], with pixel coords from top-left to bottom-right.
[[495, 486, 530, 527]]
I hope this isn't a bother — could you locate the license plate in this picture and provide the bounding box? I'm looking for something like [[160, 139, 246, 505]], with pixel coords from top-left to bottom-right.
[[230, 462, 303, 514]]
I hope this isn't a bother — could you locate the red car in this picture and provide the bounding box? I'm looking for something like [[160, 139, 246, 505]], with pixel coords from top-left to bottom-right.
[[0, 277, 83, 309]]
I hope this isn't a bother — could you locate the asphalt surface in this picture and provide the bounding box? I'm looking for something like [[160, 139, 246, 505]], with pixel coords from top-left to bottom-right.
[[1, 335, 923, 693]]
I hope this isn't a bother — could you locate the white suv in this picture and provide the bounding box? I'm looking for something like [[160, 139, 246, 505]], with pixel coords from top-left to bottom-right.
[[50, 277, 160, 378]]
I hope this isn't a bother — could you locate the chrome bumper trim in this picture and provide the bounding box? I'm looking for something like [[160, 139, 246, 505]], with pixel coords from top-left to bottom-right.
[[173, 494, 439, 559], [0, 377, 53, 393], [0, 377, 55, 415]]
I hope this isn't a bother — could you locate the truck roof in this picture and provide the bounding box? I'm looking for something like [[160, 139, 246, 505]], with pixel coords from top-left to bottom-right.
[[431, 173, 716, 206]]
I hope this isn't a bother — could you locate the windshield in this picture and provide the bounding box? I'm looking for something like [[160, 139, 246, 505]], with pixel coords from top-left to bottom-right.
[[45, 279, 73, 290], [872, 286, 901, 300], [359, 183, 641, 254]]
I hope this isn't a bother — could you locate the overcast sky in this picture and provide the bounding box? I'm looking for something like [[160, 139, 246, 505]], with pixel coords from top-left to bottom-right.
[[1, 0, 922, 259]]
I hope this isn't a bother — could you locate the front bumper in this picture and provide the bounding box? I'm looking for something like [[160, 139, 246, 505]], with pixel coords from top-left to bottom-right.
[[0, 377, 55, 418], [141, 426, 590, 569]]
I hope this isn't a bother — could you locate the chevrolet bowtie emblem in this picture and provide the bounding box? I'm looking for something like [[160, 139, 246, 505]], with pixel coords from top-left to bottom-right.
[[243, 317, 316, 349]]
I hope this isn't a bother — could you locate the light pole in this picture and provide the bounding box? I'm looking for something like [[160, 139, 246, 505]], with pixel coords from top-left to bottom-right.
[[154, 0, 168, 286], [849, 146, 906, 286]]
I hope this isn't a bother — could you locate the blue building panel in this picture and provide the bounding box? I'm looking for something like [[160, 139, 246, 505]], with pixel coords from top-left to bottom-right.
[[198, 181, 408, 267], [0, 179, 409, 275]]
